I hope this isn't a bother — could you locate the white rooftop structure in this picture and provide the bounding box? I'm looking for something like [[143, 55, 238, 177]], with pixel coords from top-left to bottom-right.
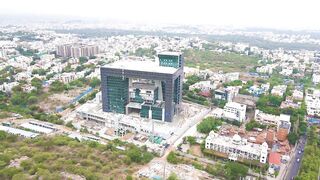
[[255, 110, 291, 130], [104, 59, 178, 74], [205, 131, 268, 163], [20, 123, 53, 134], [223, 102, 247, 122], [158, 51, 182, 56], [0, 125, 39, 138]]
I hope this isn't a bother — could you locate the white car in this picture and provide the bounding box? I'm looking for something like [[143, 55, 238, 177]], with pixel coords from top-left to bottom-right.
[[297, 158, 300, 162]]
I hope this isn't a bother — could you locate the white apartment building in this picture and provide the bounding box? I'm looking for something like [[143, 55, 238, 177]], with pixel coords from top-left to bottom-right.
[[292, 89, 304, 101], [223, 102, 247, 122], [225, 72, 240, 82], [271, 85, 287, 97], [205, 131, 268, 163], [255, 110, 291, 130], [280, 67, 293, 76], [58, 72, 76, 83], [256, 65, 274, 75], [255, 110, 279, 126], [305, 88, 320, 116], [189, 81, 217, 92], [312, 73, 320, 85]]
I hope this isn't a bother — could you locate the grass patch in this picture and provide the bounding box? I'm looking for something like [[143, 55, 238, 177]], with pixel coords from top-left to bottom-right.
[[184, 49, 259, 72]]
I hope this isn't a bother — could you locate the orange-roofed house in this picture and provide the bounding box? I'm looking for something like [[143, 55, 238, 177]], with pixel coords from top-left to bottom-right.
[[269, 152, 281, 167]]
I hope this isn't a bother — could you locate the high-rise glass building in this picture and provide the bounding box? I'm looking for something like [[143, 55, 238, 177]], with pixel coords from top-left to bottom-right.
[[100, 52, 183, 122]]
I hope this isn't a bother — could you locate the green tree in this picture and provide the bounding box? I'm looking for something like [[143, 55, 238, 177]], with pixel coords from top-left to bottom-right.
[[50, 81, 64, 92], [79, 57, 88, 64], [89, 77, 101, 88], [225, 162, 248, 180], [167, 172, 179, 180], [0, 131, 7, 140], [186, 136, 197, 145], [31, 77, 42, 89], [167, 152, 179, 164], [288, 132, 298, 145], [197, 117, 222, 134], [27, 96, 38, 105]]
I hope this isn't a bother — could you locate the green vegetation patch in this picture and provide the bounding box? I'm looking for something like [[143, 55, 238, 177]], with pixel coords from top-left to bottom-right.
[[184, 49, 259, 72], [0, 133, 154, 179]]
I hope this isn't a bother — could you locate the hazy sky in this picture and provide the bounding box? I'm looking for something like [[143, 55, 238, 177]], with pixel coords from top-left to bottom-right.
[[1, 0, 319, 29]]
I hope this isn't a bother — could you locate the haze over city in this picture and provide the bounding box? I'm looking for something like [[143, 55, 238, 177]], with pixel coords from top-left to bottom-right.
[[0, 1, 319, 180], [1, 0, 320, 30]]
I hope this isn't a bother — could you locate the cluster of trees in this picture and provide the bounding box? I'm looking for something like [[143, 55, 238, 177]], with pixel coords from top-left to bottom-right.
[[49, 80, 65, 93], [0, 134, 154, 179], [32, 69, 49, 76], [79, 56, 89, 64], [224, 162, 249, 180], [245, 120, 267, 131], [184, 136, 197, 145], [16, 46, 39, 57], [197, 117, 222, 134], [182, 75, 211, 106], [184, 91, 210, 106], [0, 66, 16, 84], [256, 95, 283, 115], [133, 47, 156, 58], [50, 78, 101, 93], [183, 75, 201, 93], [296, 126, 320, 180], [0, 78, 64, 124], [212, 99, 226, 108], [223, 80, 242, 87]]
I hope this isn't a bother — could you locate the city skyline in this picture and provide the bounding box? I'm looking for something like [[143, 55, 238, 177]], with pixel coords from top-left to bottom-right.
[[1, 0, 320, 30]]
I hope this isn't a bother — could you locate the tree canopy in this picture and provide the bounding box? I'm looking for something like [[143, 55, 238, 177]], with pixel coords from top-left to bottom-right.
[[197, 117, 222, 134]]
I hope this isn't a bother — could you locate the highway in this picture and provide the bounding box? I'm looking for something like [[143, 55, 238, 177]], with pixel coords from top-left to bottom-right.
[[285, 135, 307, 179]]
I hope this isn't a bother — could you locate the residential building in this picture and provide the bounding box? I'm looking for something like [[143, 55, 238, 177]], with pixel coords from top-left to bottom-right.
[[256, 65, 274, 75], [214, 86, 239, 102], [57, 44, 99, 58], [312, 73, 320, 85], [189, 81, 216, 91], [255, 110, 279, 126], [255, 110, 291, 131], [223, 102, 247, 122], [305, 88, 320, 116], [292, 89, 304, 101], [271, 85, 287, 97], [280, 97, 301, 109], [280, 67, 293, 76]]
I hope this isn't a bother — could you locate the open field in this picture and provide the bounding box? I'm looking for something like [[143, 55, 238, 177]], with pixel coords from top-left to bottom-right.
[[38, 87, 87, 113], [184, 49, 259, 72]]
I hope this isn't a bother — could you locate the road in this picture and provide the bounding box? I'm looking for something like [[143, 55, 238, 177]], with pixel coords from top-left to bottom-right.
[[284, 135, 307, 179]]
